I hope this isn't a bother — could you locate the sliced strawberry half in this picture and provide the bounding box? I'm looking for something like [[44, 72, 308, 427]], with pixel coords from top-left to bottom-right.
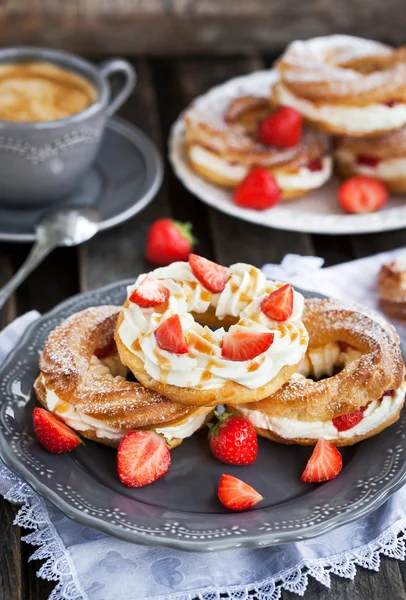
[[189, 254, 230, 293], [261, 284, 294, 321], [332, 408, 364, 432], [33, 407, 82, 454], [118, 430, 171, 488], [129, 275, 169, 308], [356, 155, 381, 168], [218, 474, 263, 511], [221, 331, 274, 361], [155, 314, 188, 354], [307, 158, 323, 172], [301, 438, 343, 483], [338, 176, 388, 214]]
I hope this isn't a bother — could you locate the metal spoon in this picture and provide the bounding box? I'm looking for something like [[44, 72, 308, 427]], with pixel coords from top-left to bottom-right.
[[0, 207, 100, 311]]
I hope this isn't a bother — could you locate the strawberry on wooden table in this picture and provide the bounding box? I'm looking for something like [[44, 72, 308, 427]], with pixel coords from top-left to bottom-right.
[[208, 411, 258, 465], [117, 430, 171, 488], [333, 408, 364, 432], [221, 330, 274, 361], [218, 474, 263, 512], [189, 253, 230, 293], [146, 219, 195, 266], [234, 169, 281, 211], [338, 176, 388, 214], [258, 106, 303, 148], [301, 438, 343, 483], [155, 314, 188, 354], [129, 275, 169, 307], [261, 284, 294, 321], [33, 407, 82, 454]]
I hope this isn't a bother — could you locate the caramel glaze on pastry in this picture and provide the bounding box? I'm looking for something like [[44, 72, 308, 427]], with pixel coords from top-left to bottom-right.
[[35, 306, 212, 448], [229, 298, 405, 446], [379, 255, 406, 320], [184, 93, 332, 199], [273, 35, 406, 137], [115, 262, 309, 407]]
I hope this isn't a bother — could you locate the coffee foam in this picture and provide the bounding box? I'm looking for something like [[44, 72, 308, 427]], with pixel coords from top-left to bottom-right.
[[0, 61, 98, 122]]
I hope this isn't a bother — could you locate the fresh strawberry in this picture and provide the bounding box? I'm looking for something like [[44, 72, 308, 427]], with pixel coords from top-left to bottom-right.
[[221, 331, 274, 361], [208, 411, 258, 465], [258, 106, 303, 148], [301, 438, 343, 483], [33, 407, 81, 454], [129, 275, 169, 308], [189, 253, 230, 293], [384, 100, 396, 107], [234, 169, 281, 211], [261, 284, 294, 321], [356, 155, 381, 168], [117, 430, 171, 488], [338, 176, 388, 214], [307, 158, 323, 172], [218, 474, 263, 512], [154, 314, 188, 354], [146, 219, 195, 266], [332, 408, 364, 432]]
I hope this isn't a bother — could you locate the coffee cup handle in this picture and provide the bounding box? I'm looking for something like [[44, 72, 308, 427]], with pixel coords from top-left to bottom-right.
[[99, 59, 137, 116]]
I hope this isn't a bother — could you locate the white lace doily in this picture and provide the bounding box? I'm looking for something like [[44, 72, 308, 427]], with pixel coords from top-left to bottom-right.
[[1, 250, 406, 600]]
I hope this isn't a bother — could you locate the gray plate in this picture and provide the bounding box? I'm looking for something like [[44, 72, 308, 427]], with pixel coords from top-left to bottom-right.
[[0, 117, 163, 242], [0, 281, 405, 552]]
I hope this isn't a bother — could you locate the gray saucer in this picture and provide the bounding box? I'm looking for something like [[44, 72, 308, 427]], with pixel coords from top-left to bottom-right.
[[0, 281, 405, 551], [0, 117, 163, 242]]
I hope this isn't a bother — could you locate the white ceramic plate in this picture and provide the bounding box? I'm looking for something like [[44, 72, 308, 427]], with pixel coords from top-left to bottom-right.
[[169, 70, 406, 235]]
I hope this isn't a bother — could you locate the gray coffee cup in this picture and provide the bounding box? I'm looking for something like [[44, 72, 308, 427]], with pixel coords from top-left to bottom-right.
[[0, 47, 136, 205]]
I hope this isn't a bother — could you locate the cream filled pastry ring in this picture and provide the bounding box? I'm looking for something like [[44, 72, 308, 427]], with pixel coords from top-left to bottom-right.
[[230, 298, 405, 446], [115, 255, 309, 407], [35, 306, 213, 449], [336, 127, 406, 193], [274, 35, 406, 137], [185, 93, 332, 199]]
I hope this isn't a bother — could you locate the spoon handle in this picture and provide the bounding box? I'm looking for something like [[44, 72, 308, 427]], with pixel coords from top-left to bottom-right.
[[0, 240, 56, 311]]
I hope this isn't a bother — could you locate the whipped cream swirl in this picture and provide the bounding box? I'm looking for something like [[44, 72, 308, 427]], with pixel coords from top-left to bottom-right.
[[118, 262, 308, 390]]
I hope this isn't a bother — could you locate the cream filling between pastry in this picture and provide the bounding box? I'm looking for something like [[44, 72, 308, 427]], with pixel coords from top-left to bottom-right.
[[336, 149, 406, 180], [189, 144, 332, 190], [238, 382, 406, 440], [276, 82, 406, 133], [39, 356, 206, 442]]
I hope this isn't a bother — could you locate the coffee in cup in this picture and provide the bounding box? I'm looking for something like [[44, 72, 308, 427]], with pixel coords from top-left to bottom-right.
[[0, 61, 98, 122]]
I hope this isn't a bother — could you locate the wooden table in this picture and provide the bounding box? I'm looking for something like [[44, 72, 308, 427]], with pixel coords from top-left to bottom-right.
[[1, 54, 406, 600]]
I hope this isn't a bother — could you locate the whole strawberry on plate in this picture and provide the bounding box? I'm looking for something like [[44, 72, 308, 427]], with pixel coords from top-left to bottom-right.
[[234, 169, 281, 211], [146, 218, 195, 266], [208, 411, 258, 465]]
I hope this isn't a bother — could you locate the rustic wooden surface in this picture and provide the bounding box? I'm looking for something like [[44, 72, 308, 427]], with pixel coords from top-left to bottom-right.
[[0, 0, 406, 54], [1, 54, 406, 599]]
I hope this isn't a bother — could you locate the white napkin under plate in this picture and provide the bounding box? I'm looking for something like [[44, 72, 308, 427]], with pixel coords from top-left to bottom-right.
[[1, 250, 406, 600]]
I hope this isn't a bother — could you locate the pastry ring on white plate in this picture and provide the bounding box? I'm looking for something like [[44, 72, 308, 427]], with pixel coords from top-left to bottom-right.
[[115, 255, 309, 407], [184, 93, 332, 199], [35, 305, 213, 449], [273, 35, 406, 137], [336, 127, 406, 193], [231, 298, 406, 446]]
